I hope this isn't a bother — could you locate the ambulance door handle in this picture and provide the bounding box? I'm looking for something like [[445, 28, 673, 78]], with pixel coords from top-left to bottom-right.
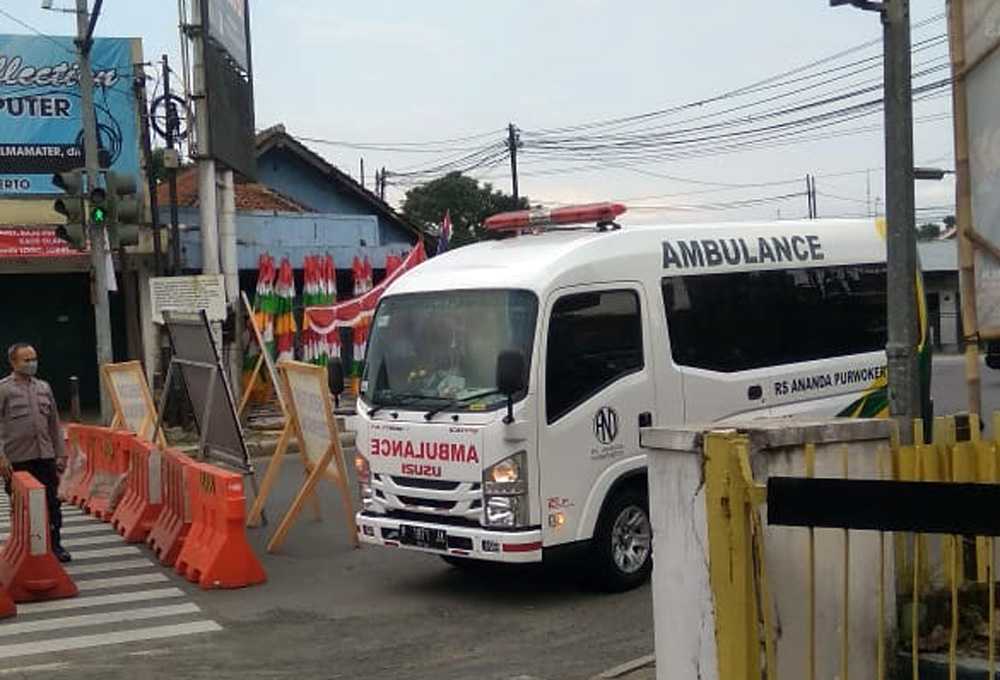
[[638, 412, 652, 428]]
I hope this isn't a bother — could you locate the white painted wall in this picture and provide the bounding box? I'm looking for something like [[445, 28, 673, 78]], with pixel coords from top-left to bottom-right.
[[642, 418, 896, 680]]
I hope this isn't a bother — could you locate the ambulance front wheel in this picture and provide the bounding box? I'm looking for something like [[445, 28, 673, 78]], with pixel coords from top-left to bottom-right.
[[590, 489, 652, 592]]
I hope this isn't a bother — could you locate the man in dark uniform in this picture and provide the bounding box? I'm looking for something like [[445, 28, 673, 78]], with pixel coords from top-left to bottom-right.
[[0, 343, 70, 562]]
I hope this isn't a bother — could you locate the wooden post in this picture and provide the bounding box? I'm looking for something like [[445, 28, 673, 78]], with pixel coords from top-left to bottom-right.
[[947, 0, 982, 417]]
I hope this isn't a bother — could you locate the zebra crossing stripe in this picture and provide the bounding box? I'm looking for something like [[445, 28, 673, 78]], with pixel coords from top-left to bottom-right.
[[0, 620, 222, 659], [71, 547, 143, 560], [64, 558, 158, 576], [0, 603, 203, 638], [75, 573, 169, 591], [62, 534, 128, 548], [16, 588, 187, 615]]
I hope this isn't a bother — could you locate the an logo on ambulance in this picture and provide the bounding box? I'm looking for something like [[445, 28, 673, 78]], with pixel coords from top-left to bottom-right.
[[593, 407, 619, 445]]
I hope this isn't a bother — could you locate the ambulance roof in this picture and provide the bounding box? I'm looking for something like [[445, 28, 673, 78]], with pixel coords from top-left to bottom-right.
[[389, 218, 886, 297]]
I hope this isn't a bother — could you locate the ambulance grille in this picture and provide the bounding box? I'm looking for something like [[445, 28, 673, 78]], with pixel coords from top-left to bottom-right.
[[398, 496, 457, 510], [391, 476, 461, 491]]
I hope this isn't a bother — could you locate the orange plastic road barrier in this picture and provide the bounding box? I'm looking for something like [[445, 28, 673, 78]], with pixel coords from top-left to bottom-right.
[[64, 426, 109, 506], [84, 430, 131, 521], [175, 462, 266, 589], [0, 586, 15, 619], [58, 426, 86, 502], [146, 448, 195, 567], [111, 437, 164, 543], [0, 472, 78, 603]]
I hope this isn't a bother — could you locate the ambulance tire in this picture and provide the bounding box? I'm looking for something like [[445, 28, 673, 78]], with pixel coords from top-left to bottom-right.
[[589, 489, 652, 592]]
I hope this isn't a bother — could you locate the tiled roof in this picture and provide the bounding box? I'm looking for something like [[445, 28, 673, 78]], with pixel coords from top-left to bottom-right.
[[154, 169, 308, 212]]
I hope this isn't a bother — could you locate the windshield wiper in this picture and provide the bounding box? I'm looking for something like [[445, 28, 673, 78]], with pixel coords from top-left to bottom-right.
[[368, 393, 450, 417], [423, 390, 504, 421]]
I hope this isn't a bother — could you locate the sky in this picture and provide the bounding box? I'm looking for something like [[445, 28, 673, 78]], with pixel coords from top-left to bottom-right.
[[1, 0, 957, 225]]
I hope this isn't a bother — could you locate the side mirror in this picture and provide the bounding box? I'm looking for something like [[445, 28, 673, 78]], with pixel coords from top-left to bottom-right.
[[328, 358, 345, 407], [496, 350, 525, 424]]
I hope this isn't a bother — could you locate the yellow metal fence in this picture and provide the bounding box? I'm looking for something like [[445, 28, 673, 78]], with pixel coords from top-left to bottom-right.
[[705, 414, 1000, 680]]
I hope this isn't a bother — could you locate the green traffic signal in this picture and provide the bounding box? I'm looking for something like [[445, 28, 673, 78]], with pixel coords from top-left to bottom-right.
[[91, 205, 107, 224]]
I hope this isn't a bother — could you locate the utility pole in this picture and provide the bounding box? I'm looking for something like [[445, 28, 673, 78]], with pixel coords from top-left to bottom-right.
[[135, 63, 163, 276], [805, 175, 814, 218], [882, 0, 920, 443], [832, 0, 920, 443], [811, 175, 818, 218], [380, 166, 386, 201], [360, 158, 365, 189], [507, 123, 520, 201], [189, 0, 219, 276], [866, 169, 873, 218], [162, 55, 182, 273], [75, 0, 113, 423]]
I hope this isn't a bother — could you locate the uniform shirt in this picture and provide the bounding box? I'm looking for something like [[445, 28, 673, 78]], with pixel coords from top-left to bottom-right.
[[0, 374, 65, 464]]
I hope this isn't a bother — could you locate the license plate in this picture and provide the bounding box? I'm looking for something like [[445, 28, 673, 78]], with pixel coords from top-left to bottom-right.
[[400, 524, 448, 551]]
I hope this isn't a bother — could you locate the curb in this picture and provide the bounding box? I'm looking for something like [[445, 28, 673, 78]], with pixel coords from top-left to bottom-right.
[[591, 654, 655, 680]]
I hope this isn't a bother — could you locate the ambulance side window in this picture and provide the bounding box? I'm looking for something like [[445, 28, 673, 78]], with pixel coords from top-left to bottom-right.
[[546, 290, 643, 424], [661, 263, 887, 372]]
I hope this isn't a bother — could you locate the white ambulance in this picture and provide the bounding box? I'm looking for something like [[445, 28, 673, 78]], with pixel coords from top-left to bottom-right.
[[352, 203, 928, 591]]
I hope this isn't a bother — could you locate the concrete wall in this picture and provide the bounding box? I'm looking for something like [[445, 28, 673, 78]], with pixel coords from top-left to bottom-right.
[[642, 418, 896, 680]]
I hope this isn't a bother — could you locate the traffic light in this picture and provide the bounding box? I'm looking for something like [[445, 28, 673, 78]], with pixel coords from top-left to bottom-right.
[[89, 185, 108, 225], [106, 171, 142, 248], [51, 169, 88, 251]]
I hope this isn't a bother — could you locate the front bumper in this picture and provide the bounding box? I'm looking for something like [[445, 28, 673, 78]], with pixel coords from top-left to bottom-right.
[[356, 512, 543, 563]]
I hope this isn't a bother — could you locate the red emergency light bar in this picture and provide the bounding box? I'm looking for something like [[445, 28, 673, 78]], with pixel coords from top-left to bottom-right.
[[484, 202, 627, 232]]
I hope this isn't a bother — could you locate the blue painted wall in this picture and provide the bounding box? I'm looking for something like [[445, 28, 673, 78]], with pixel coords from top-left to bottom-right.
[[178, 209, 411, 271], [256, 146, 412, 247]]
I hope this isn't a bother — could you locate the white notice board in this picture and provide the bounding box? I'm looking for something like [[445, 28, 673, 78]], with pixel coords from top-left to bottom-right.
[[150, 275, 228, 324]]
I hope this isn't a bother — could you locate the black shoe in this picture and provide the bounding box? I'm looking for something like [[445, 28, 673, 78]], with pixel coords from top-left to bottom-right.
[[53, 546, 71, 563]]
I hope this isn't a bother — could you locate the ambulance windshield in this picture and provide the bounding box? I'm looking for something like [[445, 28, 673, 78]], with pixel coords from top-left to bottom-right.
[[361, 289, 538, 410]]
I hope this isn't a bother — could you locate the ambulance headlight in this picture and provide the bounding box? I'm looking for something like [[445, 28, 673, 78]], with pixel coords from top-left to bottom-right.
[[483, 452, 528, 527], [485, 496, 527, 528], [483, 451, 527, 496], [355, 454, 374, 509]]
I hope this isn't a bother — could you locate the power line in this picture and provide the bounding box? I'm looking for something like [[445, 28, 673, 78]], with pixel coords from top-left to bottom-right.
[[524, 11, 944, 137], [0, 7, 76, 56]]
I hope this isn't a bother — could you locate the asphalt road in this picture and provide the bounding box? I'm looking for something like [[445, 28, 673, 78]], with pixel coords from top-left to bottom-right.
[[2, 353, 993, 680]]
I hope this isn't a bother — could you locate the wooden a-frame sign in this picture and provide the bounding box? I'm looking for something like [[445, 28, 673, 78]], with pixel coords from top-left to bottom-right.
[[246, 360, 358, 552], [102, 361, 167, 447], [237, 290, 287, 420]]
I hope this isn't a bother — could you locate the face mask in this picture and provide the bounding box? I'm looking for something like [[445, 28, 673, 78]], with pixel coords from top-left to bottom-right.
[[15, 360, 37, 377]]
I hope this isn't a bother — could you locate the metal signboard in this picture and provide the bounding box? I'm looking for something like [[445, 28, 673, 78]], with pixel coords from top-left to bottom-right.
[[203, 0, 249, 72], [202, 39, 256, 179], [160, 310, 251, 472], [0, 35, 141, 195]]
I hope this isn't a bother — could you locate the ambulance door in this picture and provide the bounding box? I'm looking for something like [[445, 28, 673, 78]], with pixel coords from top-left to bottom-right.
[[538, 284, 656, 546]]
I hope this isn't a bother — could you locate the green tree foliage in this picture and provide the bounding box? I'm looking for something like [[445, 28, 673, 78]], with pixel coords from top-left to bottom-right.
[[401, 172, 528, 247]]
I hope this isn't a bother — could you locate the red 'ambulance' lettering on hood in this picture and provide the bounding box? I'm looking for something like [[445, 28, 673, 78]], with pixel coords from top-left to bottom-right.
[[369, 438, 480, 464]]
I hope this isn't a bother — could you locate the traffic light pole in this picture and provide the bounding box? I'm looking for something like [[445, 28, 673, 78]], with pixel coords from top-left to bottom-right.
[[76, 0, 113, 423]]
